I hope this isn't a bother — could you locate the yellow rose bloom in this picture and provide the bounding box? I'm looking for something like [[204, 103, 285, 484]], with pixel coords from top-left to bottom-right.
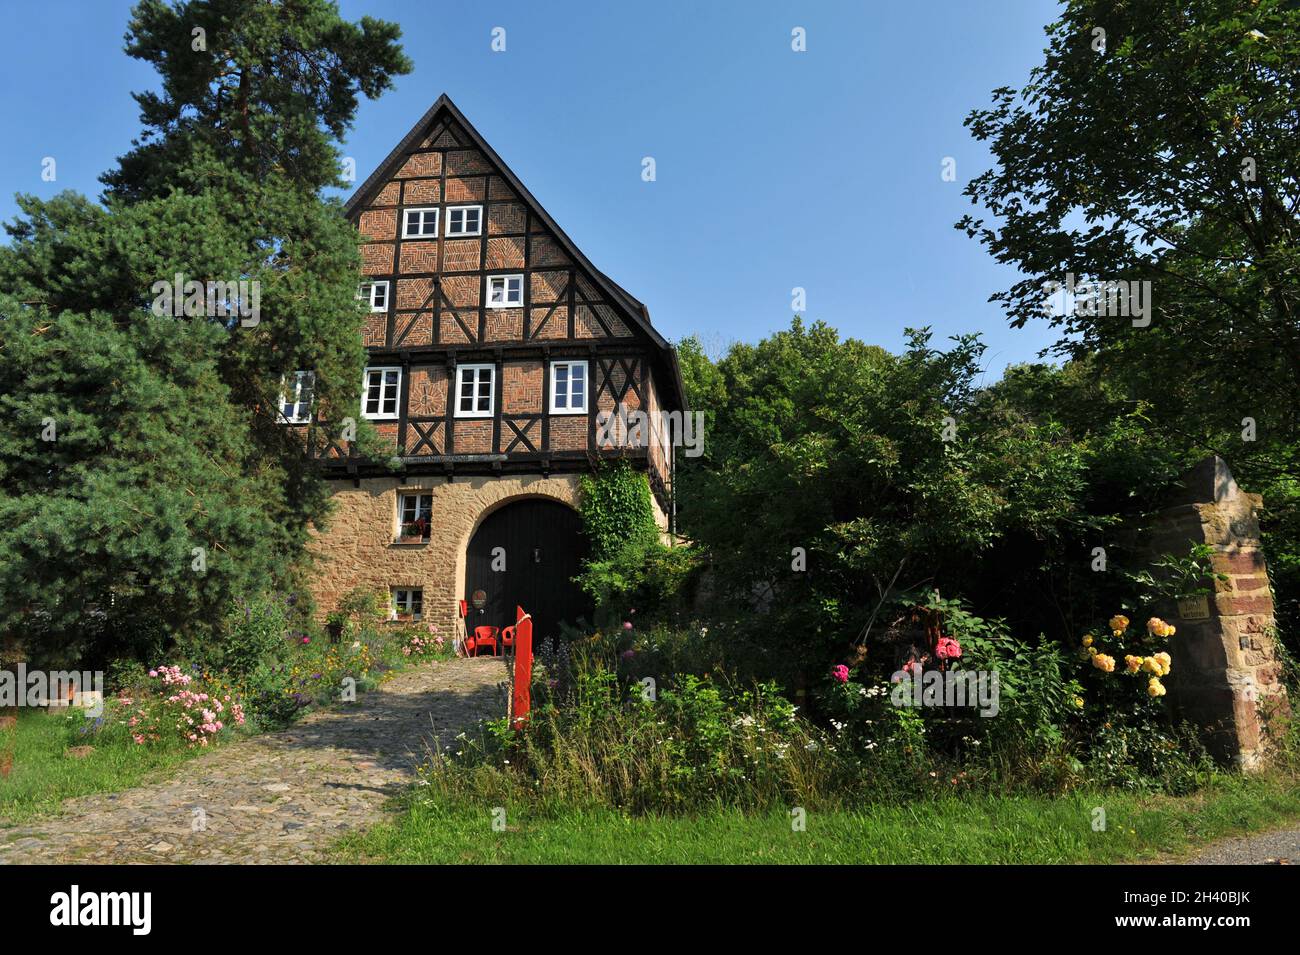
[[1148, 677, 1166, 698], [1124, 655, 1142, 674], [1073, 696, 1085, 708], [1082, 634, 1094, 648], [1109, 614, 1129, 633], [1092, 653, 1116, 673], [1146, 617, 1176, 638]]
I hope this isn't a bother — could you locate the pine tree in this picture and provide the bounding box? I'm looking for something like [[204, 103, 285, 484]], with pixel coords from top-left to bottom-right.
[[0, 1, 411, 664]]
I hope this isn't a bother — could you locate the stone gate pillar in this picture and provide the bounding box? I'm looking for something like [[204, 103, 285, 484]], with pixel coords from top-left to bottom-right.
[[1142, 456, 1289, 769]]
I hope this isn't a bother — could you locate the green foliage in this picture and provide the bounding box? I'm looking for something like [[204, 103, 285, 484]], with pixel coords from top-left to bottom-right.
[[1085, 715, 1213, 795], [921, 594, 1084, 757], [960, 0, 1300, 651], [336, 585, 389, 633], [430, 656, 841, 814], [0, 295, 280, 664], [575, 461, 698, 622], [1121, 544, 1228, 606], [577, 539, 700, 623], [578, 460, 659, 561], [675, 319, 1121, 677], [960, 0, 1300, 423], [106, 0, 411, 201], [209, 593, 295, 677], [0, 0, 412, 661]]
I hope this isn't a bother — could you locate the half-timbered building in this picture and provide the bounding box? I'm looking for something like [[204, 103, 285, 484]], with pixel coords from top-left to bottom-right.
[[301, 95, 684, 641]]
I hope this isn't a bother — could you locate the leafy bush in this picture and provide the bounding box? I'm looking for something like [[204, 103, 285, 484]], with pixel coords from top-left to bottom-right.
[[110, 664, 247, 748], [575, 461, 700, 625], [429, 655, 848, 814], [577, 539, 700, 624], [578, 460, 660, 560], [336, 586, 389, 633], [810, 591, 1209, 793], [395, 623, 453, 659], [209, 592, 297, 676]]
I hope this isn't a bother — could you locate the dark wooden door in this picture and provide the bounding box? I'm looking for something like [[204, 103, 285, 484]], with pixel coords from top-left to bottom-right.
[[465, 498, 590, 642]]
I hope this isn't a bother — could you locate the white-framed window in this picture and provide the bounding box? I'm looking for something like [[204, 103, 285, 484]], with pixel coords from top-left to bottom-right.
[[397, 492, 433, 541], [402, 207, 439, 238], [359, 281, 389, 312], [279, 370, 315, 424], [486, 273, 524, 308], [445, 205, 482, 237], [549, 360, 588, 415], [391, 588, 423, 621], [455, 363, 495, 418], [362, 366, 401, 420]]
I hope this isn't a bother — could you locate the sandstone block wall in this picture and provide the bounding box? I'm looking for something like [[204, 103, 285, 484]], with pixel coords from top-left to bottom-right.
[[307, 474, 583, 637]]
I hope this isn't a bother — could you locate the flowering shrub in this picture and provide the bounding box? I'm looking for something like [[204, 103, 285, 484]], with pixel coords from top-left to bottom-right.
[[112, 665, 246, 748], [432, 657, 844, 813], [1079, 614, 1177, 700], [278, 640, 378, 708], [398, 623, 449, 659], [819, 665, 930, 783]]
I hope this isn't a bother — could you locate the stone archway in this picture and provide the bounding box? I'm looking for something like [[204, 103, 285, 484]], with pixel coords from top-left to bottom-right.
[[463, 496, 590, 642], [448, 474, 585, 639]]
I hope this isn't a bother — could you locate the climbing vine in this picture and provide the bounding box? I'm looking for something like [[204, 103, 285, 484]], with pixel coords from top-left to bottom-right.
[[578, 461, 660, 561], [576, 462, 698, 622]]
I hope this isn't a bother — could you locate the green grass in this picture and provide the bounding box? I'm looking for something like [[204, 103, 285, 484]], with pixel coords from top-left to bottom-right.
[[0, 707, 205, 823], [333, 773, 1300, 864], [0, 638, 440, 826]]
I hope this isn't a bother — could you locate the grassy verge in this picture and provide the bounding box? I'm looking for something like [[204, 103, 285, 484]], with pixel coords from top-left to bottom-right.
[[0, 647, 450, 824], [0, 707, 205, 823], [334, 772, 1300, 864]]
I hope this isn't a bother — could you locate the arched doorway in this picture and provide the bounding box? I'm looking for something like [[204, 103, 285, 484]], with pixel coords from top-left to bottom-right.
[[464, 498, 590, 643]]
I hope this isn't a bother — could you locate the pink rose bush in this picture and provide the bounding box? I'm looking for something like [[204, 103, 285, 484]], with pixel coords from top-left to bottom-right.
[[400, 624, 448, 658], [115, 665, 247, 748]]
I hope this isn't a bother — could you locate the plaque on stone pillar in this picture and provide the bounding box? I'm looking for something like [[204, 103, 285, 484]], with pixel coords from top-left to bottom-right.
[[1176, 595, 1210, 620]]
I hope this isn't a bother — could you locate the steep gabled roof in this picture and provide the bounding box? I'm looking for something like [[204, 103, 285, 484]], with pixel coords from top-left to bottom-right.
[[344, 94, 686, 411]]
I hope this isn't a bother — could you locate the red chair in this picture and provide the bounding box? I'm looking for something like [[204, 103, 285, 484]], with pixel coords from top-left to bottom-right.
[[500, 626, 516, 654], [471, 626, 500, 657]]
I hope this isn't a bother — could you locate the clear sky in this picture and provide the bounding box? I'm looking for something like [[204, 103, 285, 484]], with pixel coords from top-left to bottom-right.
[[0, 0, 1066, 377]]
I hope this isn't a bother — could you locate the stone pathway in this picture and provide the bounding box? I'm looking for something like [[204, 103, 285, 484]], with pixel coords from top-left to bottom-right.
[[0, 657, 506, 864], [1181, 825, 1299, 865]]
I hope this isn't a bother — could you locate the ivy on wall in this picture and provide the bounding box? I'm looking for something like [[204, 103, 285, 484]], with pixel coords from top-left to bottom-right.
[[578, 461, 661, 561]]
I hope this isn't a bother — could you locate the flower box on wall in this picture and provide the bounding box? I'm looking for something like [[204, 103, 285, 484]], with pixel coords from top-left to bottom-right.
[[397, 519, 430, 545]]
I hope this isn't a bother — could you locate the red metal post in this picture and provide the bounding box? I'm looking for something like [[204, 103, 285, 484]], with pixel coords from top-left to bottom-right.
[[511, 605, 533, 726]]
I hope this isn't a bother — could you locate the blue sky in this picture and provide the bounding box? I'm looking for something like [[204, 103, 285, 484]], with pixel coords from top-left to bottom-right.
[[0, 0, 1065, 377]]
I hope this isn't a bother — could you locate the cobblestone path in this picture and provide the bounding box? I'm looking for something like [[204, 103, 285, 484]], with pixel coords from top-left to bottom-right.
[[0, 657, 506, 864]]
